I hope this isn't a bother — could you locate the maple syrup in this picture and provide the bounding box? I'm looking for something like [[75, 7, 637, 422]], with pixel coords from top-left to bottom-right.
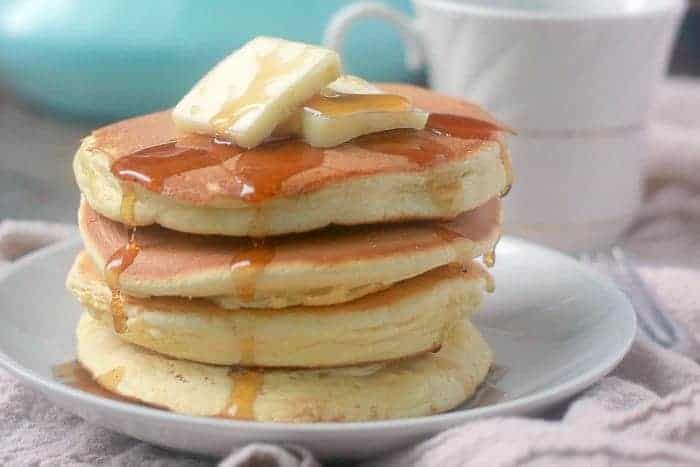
[[229, 238, 275, 300], [82, 196, 501, 287], [53, 360, 127, 400], [111, 138, 243, 193], [104, 228, 140, 333], [305, 90, 411, 116], [112, 137, 324, 205], [482, 247, 496, 268], [482, 234, 500, 269], [231, 140, 324, 203], [119, 184, 137, 226], [354, 129, 454, 167], [106, 110, 508, 207], [426, 112, 502, 140], [219, 370, 264, 420]]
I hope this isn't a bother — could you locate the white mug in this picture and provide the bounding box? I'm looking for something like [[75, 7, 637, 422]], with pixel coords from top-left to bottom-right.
[[325, 0, 686, 131], [324, 0, 686, 251]]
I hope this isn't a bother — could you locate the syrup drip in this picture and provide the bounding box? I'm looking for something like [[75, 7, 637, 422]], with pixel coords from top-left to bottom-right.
[[230, 238, 275, 301], [219, 370, 264, 420], [305, 90, 411, 116], [483, 269, 496, 293], [111, 137, 324, 205], [483, 250, 496, 268], [105, 228, 140, 333], [210, 45, 311, 134], [354, 129, 454, 166], [111, 138, 244, 193], [53, 361, 127, 400], [119, 184, 137, 226], [482, 236, 499, 269], [108, 112, 506, 206], [432, 198, 501, 270], [232, 140, 325, 203], [426, 113, 502, 140]]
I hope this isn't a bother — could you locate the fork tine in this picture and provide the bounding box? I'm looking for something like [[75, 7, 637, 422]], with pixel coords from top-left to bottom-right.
[[611, 247, 679, 342], [582, 248, 674, 348]]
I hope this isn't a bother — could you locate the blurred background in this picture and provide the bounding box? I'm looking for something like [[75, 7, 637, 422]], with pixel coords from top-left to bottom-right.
[[0, 0, 697, 235]]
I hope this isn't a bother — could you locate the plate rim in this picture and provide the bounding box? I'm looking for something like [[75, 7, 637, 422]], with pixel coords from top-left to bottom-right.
[[0, 236, 636, 434]]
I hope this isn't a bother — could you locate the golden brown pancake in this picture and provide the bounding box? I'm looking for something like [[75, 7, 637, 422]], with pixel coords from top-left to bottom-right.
[[68, 251, 491, 367], [79, 197, 500, 307], [74, 84, 511, 236], [76, 313, 493, 422]]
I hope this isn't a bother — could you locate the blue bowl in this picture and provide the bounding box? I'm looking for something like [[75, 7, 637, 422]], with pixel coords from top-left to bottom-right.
[[0, 0, 422, 120]]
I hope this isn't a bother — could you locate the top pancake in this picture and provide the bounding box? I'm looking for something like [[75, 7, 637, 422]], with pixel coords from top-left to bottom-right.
[[74, 84, 511, 237]]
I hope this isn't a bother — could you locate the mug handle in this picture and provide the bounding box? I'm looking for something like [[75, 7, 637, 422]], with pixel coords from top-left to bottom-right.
[[323, 2, 425, 71]]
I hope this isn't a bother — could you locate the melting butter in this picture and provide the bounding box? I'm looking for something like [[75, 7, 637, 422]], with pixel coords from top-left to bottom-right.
[[173, 37, 341, 148]]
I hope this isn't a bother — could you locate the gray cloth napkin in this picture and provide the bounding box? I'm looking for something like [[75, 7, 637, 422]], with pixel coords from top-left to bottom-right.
[[2, 79, 700, 466]]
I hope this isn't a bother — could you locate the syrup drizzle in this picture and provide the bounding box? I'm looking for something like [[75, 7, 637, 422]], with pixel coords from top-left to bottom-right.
[[432, 197, 501, 271], [108, 112, 506, 205], [426, 112, 502, 140], [105, 228, 140, 333], [53, 361, 127, 400], [230, 238, 275, 300], [111, 138, 243, 193], [354, 129, 454, 166], [119, 184, 137, 226], [112, 138, 323, 205], [305, 90, 412, 116], [219, 370, 264, 420], [482, 248, 496, 268], [231, 140, 324, 203], [105, 108, 510, 296], [482, 233, 501, 269]]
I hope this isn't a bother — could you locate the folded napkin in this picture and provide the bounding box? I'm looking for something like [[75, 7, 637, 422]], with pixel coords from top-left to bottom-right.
[[2, 79, 700, 466]]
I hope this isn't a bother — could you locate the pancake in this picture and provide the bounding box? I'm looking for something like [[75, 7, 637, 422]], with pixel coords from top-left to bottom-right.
[[79, 197, 500, 308], [74, 84, 511, 237], [67, 252, 491, 367], [76, 313, 492, 422]]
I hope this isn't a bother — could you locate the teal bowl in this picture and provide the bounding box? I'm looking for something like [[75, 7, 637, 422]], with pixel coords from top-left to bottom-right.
[[0, 0, 421, 120]]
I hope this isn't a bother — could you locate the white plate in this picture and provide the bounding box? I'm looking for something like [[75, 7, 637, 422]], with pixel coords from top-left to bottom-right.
[[0, 237, 635, 461]]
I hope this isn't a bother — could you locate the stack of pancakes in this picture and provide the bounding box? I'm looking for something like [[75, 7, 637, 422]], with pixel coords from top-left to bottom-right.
[[66, 84, 512, 422]]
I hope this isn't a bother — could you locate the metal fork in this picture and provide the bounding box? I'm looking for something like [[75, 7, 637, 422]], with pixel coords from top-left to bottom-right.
[[578, 247, 694, 357]]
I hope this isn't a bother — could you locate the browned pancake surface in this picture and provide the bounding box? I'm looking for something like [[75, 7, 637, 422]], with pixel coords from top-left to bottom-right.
[[86, 84, 505, 205], [80, 198, 500, 283]]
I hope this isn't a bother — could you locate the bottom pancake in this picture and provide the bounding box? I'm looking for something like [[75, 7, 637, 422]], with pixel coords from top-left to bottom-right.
[[67, 252, 491, 368], [76, 313, 492, 422]]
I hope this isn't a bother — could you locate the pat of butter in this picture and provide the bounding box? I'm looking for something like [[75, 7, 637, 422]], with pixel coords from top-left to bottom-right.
[[173, 37, 341, 148], [276, 76, 428, 148]]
